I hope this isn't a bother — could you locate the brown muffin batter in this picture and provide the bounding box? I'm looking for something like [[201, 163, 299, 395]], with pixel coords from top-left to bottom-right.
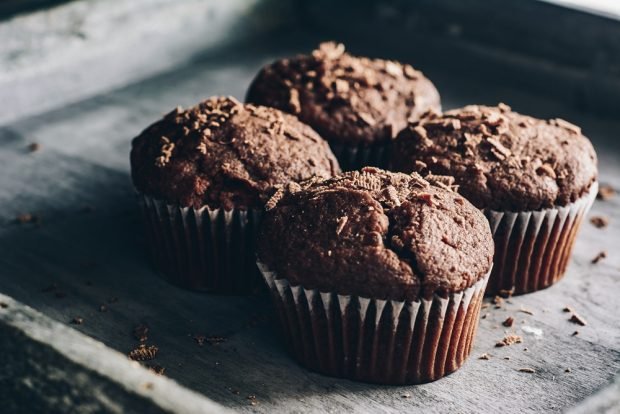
[[131, 96, 340, 209], [246, 42, 441, 147], [257, 168, 493, 301], [391, 104, 598, 211]]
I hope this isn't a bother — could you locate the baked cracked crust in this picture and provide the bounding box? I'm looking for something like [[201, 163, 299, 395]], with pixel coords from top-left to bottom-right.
[[391, 104, 598, 211], [246, 42, 441, 147], [131, 96, 340, 209], [257, 167, 493, 301]]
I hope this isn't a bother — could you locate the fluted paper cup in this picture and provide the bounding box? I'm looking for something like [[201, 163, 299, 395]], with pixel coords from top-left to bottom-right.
[[484, 182, 597, 296], [258, 262, 490, 384], [138, 194, 262, 293], [329, 142, 389, 171]]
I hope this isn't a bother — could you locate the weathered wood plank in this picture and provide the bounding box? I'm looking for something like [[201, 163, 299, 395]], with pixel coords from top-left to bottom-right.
[[0, 39, 618, 413], [0, 294, 229, 414]]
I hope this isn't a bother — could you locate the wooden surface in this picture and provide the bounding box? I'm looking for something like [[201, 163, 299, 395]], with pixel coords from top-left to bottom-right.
[[1, 1, 619, 413], [0, 294, 229, 414]]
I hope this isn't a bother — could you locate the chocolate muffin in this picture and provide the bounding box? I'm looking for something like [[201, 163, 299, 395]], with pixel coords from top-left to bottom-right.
[[131, 96, 340, 293], [391, 104, 598, 295], [246, 42, 441, 171], [257, 167, 493, 384]]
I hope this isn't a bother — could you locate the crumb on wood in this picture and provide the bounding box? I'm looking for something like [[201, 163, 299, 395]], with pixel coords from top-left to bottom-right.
[[563, 306, 574, 313], [133, 323, 149, 342], [71, 317, 84, 325], [193, 334, 206, 346], [591, 251, 607, 264], [481, 303, 490, 309], [144, 382, 154, 390], [518, 307, 534, 315], [502, 316, 514, 327], [28, 143, 40, 152], [590, 216, 609, 228], [569, 313, 587, 326], [15, 213, 40, 225], [518, 367, 536, 373], [496, 334, 523, 347], [498, 288, 514, 298], [401, 393, 411, 398], [597, 184, 615, 200], [147, 364, 166, 375], [479, 353, 490, 360], [247, 395, 258, 406], [492, 296, 503, 306], [572, 331, 579, 336], [128, 344, 158, 361], [504, 357, 511, 360]]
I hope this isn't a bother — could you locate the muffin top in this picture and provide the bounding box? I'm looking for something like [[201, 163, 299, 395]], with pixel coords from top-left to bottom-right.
[[131, 96, 340, 210], [257, 167, 493, 301], [246, 42, 441, 146], [391, 104, 598, 211]]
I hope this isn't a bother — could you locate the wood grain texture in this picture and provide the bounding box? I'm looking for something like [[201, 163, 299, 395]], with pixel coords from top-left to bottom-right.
[[0, 295, 229, 414], [0, 21, 618, 414]]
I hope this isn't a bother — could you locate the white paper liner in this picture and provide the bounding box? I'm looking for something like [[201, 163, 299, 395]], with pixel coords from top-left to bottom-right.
[[484, 182, 597, 295], [138, 194, 262, 293], [258, 262, 490, 384], [329, 141, 389, 171]]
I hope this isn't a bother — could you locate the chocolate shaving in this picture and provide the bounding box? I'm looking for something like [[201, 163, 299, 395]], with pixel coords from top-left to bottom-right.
[[288, 88, 301, 114], [590, 216, 608, 228], [479, 353, 490, 360], [551, 118, 581, 135], [384, 61, 402, 77], [358, 112, 376, 126], [403, 65, 418, 79], [536, 164, 557, 179], [569, 313, 587, 326], [518, 367, 536, 373], [486, 137, 511, 160], [335, 216, 348, 236], [503, 317, 514, 327], [591, 250, 607, 264], [128, 344, 158, 361], [28, 143, 40, 152]]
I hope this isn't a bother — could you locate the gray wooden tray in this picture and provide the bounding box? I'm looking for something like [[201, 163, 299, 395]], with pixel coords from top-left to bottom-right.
[[1, 1, 619, 412]]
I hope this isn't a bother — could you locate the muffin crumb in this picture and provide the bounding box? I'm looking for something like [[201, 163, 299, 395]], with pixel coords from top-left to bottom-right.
[[597, 184, 615, 200], [590, 216, 608, 228], [496, 334, 522, 347]]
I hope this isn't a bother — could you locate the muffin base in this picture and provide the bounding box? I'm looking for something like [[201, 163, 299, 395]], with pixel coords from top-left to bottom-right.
[[258, 262, 490, 385], [484, 182, 597, 296], [329, 141, 388, 171], [138, 194, 262, 293]]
